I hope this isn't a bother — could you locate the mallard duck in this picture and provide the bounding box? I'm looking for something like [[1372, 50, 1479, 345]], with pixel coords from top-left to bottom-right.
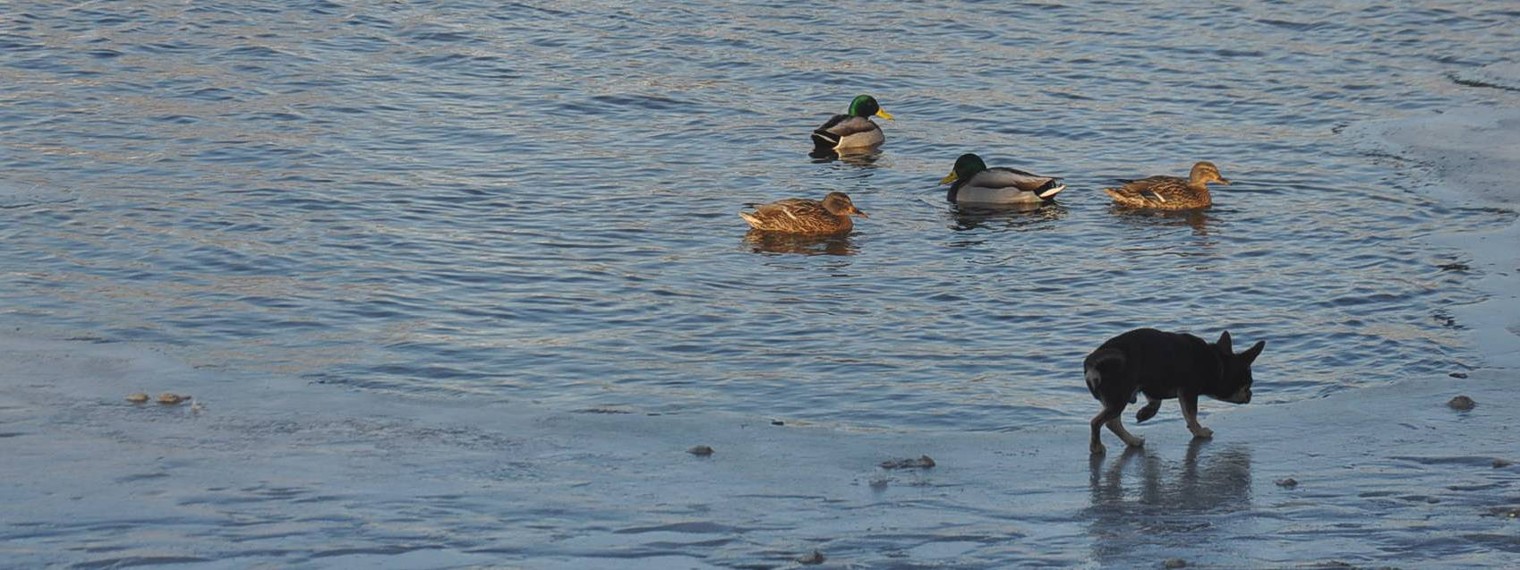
[[739, 192, 868, 235], [1105, 162, 1230, 210], [939, 153, 1065, 205], [811, 95, 893, 153]]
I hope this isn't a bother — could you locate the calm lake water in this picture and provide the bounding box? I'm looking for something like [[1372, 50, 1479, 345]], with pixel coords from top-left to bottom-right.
[[3, 1, 1516, 431]]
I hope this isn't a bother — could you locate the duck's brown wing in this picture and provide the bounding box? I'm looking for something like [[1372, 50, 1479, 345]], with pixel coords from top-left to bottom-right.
[[1114, 175, 1174, 186], [741, 199, 847, 233], [1105, 176, 1212, 210], [743, 199, 821, 227], [1106, 176, 1187, 204], [756, 198, 824, 215]]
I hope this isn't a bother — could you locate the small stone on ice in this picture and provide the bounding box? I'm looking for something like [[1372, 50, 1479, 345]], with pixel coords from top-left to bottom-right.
[[880, 455, 936, 469], [797, 550, 825, 565], [1494, 458, 1513, 468], [687, 445, 714, 456], [1276, 477, 1299, 488], [1447, 395, 1476, 411], [1163, 558, 1187, 568]]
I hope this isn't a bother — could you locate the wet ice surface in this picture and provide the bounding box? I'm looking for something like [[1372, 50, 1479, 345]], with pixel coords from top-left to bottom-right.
[[3, 333, 1517, 569], [1358, 102, 1520, 371]]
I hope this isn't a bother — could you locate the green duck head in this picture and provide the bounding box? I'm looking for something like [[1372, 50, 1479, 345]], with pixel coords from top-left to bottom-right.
[[939, 153, 988, 185], [848, 95, 893, 120]]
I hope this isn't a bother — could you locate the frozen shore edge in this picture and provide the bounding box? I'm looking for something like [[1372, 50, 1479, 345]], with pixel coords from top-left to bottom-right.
[[1365, 106, 1520, 369]]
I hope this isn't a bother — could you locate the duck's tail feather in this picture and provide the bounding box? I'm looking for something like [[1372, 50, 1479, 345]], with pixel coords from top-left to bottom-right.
[[811, 130, 839, 152]]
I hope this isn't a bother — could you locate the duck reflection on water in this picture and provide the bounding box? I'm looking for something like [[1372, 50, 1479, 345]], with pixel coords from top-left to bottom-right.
[[743, 230, 858, 256], [809, 147, 884, 167], [1108, 205, 1215, 236], [949, 202, 1068, 232]]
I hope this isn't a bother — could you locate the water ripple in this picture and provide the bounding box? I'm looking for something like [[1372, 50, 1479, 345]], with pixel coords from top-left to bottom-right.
[[2, 0, 1513, 431]]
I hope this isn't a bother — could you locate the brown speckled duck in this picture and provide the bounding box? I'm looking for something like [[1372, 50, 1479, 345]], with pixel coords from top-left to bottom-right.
[[1104, 162, 1230, 210], [739, 192, 868, 235]]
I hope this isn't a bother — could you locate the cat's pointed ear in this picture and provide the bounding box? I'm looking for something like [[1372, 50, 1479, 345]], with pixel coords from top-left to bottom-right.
[[1241, 340, 1266, 364], [1216, 330, 1233, 353]]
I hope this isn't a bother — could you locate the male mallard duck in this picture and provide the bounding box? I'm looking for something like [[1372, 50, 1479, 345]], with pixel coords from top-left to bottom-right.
[[1105, 162, 1230, 210], [739, 192, 868, 235], [939, 153, 1065, 205], [811, 95, 894, 153]]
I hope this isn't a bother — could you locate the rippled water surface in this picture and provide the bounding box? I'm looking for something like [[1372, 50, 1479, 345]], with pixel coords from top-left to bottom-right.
[[3, 1, 1516, 430]]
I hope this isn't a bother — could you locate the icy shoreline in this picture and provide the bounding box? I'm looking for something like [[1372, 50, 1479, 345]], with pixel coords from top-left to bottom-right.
[[2, 328, 1516, 568], [1368, 106, 1520, 369]]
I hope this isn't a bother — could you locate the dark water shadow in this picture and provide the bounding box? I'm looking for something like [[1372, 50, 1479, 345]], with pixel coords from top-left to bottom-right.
[[1085, 440, 1253, 561], [743, 230, 857, 256], [1108, 205, 1215, 236], [949, 202, 1069, 232], [1448, 70, 1520, 93], [809, 147, 883, 167]]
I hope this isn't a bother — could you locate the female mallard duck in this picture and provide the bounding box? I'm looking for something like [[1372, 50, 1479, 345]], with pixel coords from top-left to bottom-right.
[[811, 95, 894, 153], [939, 153, 1066, 205], [1105, 162, 1230, 210], [739, 192, 868, 235]]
